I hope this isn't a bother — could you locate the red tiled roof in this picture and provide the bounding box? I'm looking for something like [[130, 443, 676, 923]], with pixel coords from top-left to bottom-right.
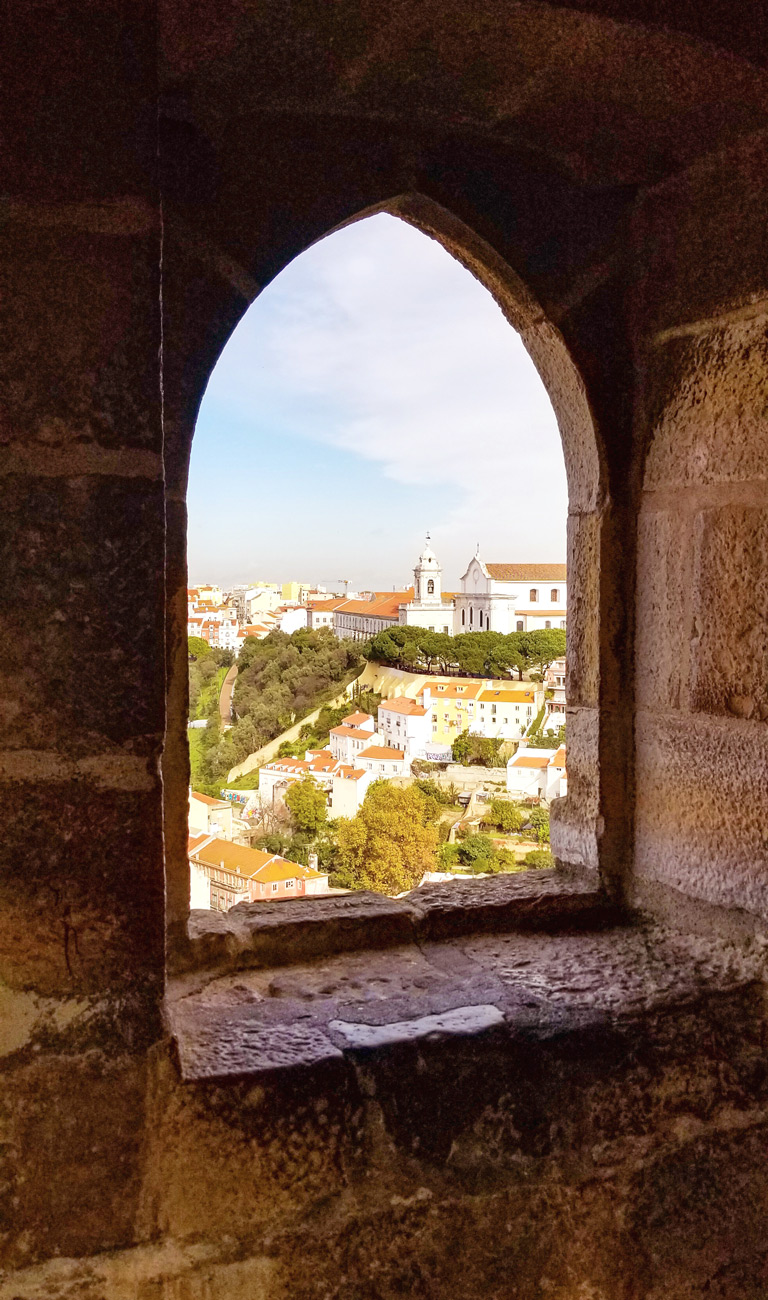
[[359, 746, 405, 760], [190, 791, 229, 807], [330, 726, 375, 740]]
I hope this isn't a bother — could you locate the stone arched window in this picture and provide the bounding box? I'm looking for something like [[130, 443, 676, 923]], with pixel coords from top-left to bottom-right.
[[545, 620, 551, 629], [551, 589, 559, 602], [479, 610, 483, 627], [530, 589, 538, 602], [462, 608, 465, 626], [470, 606, 474, 625], [517, 620, 524, 632], [427, 579, 434, 595]]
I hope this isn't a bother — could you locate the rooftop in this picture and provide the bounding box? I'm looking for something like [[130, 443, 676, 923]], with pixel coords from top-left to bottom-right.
[[486, 564, 567, 581], [380, 697, 428, 716], [359, 745, 405, 760]]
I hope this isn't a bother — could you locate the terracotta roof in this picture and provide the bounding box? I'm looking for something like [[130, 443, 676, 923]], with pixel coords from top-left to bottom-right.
[[424, 680, 483, 700], [188, 832, 213, 854], [478, 688, 536, 703], [330, 725, 375, 740], [190, 836, 320, 881], [551, 746, 567, 766], [190, 791, 229, 807], [359, 745, 405, 760], [341, 711, 373, 726], [510, 755, 550, 768], [380, 697, 428, 716], [485, 564, 567, 581], [336, 590, 414, 619], [335, 765, 368, 781], [309, 597, 348, 611]]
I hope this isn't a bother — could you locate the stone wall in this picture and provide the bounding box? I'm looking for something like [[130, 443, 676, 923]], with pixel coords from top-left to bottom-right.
[[3, 2, 768, 1295]]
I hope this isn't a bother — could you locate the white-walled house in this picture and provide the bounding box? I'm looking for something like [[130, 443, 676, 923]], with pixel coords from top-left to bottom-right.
[[506, 745, 567, 801], [329, 713, 378, 764], [329, 765, 374, 817], [378, 693, 432, 754], [189, 791, 234, 840], [356, 745, 411, 778]]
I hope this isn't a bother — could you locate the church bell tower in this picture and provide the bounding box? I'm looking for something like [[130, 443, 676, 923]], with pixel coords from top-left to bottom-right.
[[413, 533, 442, 606]]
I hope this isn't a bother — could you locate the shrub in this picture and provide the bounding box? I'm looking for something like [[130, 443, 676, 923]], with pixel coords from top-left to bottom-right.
[[523, 848, 555, 868]]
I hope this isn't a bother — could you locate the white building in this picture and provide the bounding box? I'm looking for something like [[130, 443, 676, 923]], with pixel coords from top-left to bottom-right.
[[506, 744, 567, 802], [356, 744, 411, 778], [333, 591, 413, 641], [188, 791, 234, 840], [329, 712, 379, 764], [544, 657, 566, 730], [398, 536, 453, 633], [329, 765, 374, 818], [454, 558, 567, 634], [397, 542, 567, 638], [378, 693, 433, 753]]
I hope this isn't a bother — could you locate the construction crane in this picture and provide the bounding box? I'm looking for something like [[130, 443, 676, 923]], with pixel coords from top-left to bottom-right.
[[318, 577, 351, 595]]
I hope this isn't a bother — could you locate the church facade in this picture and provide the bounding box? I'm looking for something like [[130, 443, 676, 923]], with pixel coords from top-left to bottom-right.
[[400, 540, 567, 635]]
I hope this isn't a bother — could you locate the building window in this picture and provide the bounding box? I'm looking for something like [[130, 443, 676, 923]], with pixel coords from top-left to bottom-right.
[[530, 589, 538, 602], [479, 610, 483, 627], [516, 620, 523, 632], [429, 625, 434, 632], [427, 578, 434, 594], [443, 625, 449, 633], [551, 588, 559, 601], [272, 882, 279, 892], [285, 879, 294, 889], [470, 606, 474, 625], [545, 620, 551, 628], [561, 620, 566, 629]]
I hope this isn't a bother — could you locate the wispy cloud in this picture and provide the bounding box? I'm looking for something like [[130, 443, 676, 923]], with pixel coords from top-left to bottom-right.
[[190, 213, 566, 587]]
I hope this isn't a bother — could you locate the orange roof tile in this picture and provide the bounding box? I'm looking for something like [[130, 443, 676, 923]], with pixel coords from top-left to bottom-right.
[[485, 564, 567, 581], [330, 726, 375, 740], [513, 609, 567, 617], [341, 711, 373, 726], [335, 765, 368, 781], [510, 755, 550, 768], [380, 697, 428, 716], [551, 746, 567, 766], [359, 746, 405, 760], [190, 791, 229, 807], [423, 680, 484, 700], [478, 688, 537, 703]]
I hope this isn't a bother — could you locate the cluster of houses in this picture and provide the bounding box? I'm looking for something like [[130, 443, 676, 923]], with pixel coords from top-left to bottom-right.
[[256, 688, 567, 819], [188, 542, 567, 656], [187, 788, 329, 912]]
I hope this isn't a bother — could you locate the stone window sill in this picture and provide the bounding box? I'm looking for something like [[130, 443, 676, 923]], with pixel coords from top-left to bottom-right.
[[167, 873, 762, 1089]]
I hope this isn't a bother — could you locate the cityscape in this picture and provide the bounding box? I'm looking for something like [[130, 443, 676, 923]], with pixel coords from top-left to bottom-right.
[[188, 539, 567, 911]]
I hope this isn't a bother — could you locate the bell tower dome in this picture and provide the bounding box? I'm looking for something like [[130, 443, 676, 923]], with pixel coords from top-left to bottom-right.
[[413, 533, 442, 606]]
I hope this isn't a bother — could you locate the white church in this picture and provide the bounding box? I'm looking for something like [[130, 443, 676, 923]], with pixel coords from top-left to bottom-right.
[[399, 537, 567, 635]]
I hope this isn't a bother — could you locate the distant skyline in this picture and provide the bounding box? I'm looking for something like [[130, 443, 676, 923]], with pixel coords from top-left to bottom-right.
[[188, 213, 567, 591]]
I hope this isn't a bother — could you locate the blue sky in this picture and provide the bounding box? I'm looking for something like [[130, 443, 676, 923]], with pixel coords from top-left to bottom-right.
[[188, 213, 567, 591]]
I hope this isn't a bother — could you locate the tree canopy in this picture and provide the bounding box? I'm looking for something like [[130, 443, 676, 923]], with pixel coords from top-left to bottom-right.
[[365, 626, 565, 680], [333, 781, 440, 894], [285, 776, 328, 834]]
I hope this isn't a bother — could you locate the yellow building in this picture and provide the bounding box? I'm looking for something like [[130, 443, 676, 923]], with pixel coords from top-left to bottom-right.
[[281, 580, 312, 602], [424, 680, 542, 744]]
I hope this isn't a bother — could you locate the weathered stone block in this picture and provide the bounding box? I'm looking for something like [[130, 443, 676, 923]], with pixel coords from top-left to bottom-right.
[[688, 505, 768, 718], [643, 314, 768, 491], [565, 509, 600, 708], [0, 476, 166, 754], [0, 220, 160, 451], [635, 507, 693, 711], [634, 711, 768, 917], [634, 130, 768, 337], [0, 1052, 146, 1270], [0, 781, 163, 1005]]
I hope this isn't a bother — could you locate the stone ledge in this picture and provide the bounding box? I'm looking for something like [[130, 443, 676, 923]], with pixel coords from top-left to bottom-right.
[[170, 924, 764, 1086], [183, 870, 618, 977]]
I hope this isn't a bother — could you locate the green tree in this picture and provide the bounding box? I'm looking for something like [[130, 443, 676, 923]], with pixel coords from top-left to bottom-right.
[[528, 807, 550, 843], [188, 635, 212, 659], [487, 799, 523, 832], [525, 628, 567, 674], [451, 730, 473, 764], [285, 776, 328, 834], [334, 782, 439, 894], [524, 848, 555, 868]]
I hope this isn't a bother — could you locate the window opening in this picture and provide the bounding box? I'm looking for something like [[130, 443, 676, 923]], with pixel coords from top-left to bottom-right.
[[184, 209, 571, 919]]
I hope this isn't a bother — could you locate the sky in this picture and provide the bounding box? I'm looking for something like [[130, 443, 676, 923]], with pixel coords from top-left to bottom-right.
[[188, 212, 567, 592]]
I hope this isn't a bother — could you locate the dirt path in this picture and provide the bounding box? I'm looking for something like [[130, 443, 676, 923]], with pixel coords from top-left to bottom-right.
[[219, 664, 238, 726]]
